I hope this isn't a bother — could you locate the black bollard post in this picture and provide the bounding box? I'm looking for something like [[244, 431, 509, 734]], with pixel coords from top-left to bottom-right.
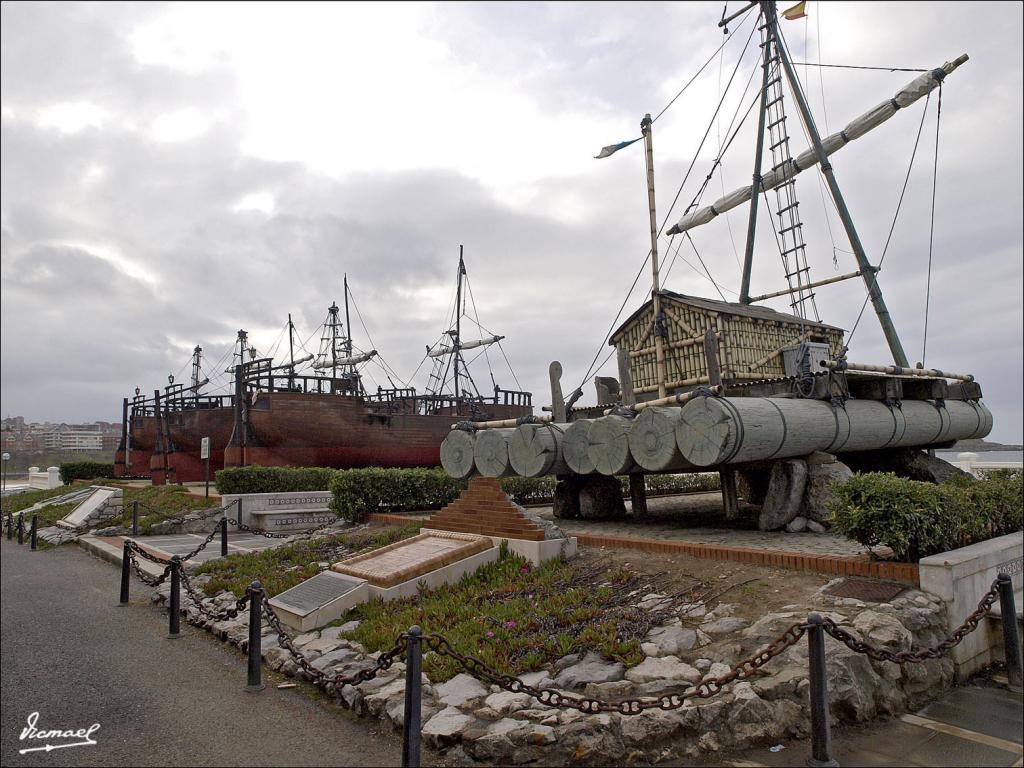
[[221, 516, 228, 557], [17, 514, 24, 545], [246, 580, 265, 691], [236, 498, 243, 525], [131, 500, 139, 537], [807, 614, 839, 767], [401, 626, 423, 768], [997, 573, 1023, 693], [30, 514, 38, 550], [6, 513, 12, 540], [168, 556, 182, 639], [119, 540, 132, 605]]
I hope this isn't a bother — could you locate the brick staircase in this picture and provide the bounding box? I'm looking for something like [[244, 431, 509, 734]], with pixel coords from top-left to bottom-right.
[[428, 477, 546, 541]]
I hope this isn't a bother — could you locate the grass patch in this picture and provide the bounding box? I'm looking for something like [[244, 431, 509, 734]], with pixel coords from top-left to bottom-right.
[[342, 546, 647, 682], [1, 487, 70, 514], [194, 524, 422, 598], [114, 485, 221, 533]]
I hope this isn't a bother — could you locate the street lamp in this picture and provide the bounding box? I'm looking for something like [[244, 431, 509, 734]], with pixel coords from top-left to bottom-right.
[[2, 452, 10, 496]]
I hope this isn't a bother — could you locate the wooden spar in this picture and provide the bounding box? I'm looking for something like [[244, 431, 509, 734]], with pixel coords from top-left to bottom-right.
[[630, 332, 709, 359], [588, 415, 637, 476], [563, 420, 597, 475], [821, 361, 973, 381], [602, 385, 723, 415], [627, 407, 694, 472], [450, 415, 551, 430], [509, 423, 569, 477], [616, 347, 636, 406], [748, 270, 863, 303], [676, 396, 993, 467], [473, 428, 517, 477], [549, 361, 566, 423], [440, 429, 476, 479], [641, 113, 668, 399], [634, 375, 710, 394]]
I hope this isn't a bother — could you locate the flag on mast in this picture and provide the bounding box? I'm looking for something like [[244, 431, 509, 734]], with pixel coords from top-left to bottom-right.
[[594, 136, 641, 159], [782, 1, 808, 20]]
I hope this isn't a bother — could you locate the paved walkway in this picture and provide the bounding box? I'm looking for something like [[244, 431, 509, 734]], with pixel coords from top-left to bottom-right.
[[0, 538, 417, 767], [717, 676, 1023, 767]]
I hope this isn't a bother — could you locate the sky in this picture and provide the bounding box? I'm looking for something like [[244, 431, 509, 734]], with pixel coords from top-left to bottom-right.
[[2, 1, 1022, 442]]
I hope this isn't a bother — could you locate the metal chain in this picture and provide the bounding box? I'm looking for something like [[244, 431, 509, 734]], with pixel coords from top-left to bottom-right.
[[125, 539, 171, 564], [422, 622, 807, 715], [127, 549, 171, 587], [259, 594, 407, 688], [822, 580, 1001, 663], [225, 517, 293, 539], [179, 569, 250, 622]]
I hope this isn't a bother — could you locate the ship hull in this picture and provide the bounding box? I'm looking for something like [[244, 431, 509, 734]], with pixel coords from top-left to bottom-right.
[[117, 415, 157, 479], [224, 391, 530, 470], [160, 406, 236, 484]]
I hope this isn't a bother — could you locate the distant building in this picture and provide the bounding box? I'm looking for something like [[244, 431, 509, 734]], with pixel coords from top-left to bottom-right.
[[40, 424, 104, 452], [1, 417, 120, 453]]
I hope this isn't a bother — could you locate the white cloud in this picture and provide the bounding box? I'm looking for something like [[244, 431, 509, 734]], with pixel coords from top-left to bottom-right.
[[151, 107, 210, 142], [35, 101, 109, 133]]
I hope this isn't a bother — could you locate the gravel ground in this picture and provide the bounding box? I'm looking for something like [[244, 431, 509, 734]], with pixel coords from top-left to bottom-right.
[[0, 538, 416, 767]]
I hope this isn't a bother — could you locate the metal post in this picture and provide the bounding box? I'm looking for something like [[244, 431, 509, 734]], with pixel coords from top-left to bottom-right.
[[236, 498, 243, 525], [168, 556, 181, 639], [641, 113, 668, 399], [766, 0, 909, 367], [6, 513, 12, 540], [30, 514, 37, 550], [246, 580, 265, 691], [997, 573, 1023, 693], [132, 500, 140, 537], [806, 614, 839, 767], [17, 514, 24, 545], [401, 626, 423, 768], [205, 454, 210, 499], [120, 540, 131, 605], [221, 516, 228, 557]]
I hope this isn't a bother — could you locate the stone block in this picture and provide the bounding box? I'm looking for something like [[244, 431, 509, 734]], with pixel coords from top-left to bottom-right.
[[758, 459, 807, 531]]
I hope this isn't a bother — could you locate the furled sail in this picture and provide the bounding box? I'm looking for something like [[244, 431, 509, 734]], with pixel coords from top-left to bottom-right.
[[427, 334, 504, 358], [666, 54, 968, 236], [312, 350, 377, 369], [268, 353, 314, 372]]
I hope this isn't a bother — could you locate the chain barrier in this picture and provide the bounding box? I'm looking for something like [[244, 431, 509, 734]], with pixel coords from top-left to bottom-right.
[[179, 569, 250, 622], [126, 547, 171, 587], [822, 579, 1002, 663], [259, 593, 408, 688], [225, 514, 340, 540]]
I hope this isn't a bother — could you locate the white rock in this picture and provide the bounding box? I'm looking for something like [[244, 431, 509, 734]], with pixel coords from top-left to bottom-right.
[[484, 690, 533, 716], [553, 652, 625, 688], [293, 631, 320, 647], [625, 656, 702, 685], [786, 516, 808, 533], [704, 662, 731, 680], [806, 520, 827, 534], [694, 658, 712, 671], [643, 625, 698, 656], [302, 637, 341, 655], [680, 602, 707, 619], [435, 673, 489, 708], [732, 681, 759, 701], [422, 706, 475, 746], [702, 617, 750, 635]]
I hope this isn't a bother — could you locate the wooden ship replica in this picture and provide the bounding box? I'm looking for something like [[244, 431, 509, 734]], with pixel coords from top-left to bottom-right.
[[439, 0, 992, 524], [115, 252, 532, 484]]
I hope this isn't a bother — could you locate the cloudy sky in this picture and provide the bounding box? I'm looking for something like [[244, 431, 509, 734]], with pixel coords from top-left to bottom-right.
[[2, 1, 1021, 442]]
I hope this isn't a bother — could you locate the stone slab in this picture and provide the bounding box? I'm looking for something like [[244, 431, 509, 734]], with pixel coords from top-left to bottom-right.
[[59, 486, 121, 528], [333, 530, 493, 588], [221, 491, 333, 530], [364, 546, 500, 602], [268, 571, 369, 632]]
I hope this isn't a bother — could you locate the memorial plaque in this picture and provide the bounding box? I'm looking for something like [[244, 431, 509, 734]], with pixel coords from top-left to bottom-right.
[[273, 572, 366, 617]]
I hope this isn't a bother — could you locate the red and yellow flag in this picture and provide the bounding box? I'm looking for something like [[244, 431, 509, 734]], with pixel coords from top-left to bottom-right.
[[782, 1, 808, 20]]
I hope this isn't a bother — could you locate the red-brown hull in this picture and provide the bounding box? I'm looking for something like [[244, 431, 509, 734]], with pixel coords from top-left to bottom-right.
[[224, 391, 530, 470], [161, 407, 235, 483], [124, 416, 157, 479]]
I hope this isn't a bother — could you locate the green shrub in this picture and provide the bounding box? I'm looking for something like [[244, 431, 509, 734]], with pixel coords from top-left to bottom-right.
[[59, 461, 115, 484], [830, 471, 1023, 562], [215, 466, 339, 494], [330, 468, 468, 522]]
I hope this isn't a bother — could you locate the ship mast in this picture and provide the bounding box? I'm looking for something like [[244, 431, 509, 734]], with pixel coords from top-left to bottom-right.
[[190, 344, 203, 405], [454, 246, 464, 404], [641, 114, 668, 399], [344, 274, 354, 378], [287, 313, 296, 389], [328, 302, 340, 379]]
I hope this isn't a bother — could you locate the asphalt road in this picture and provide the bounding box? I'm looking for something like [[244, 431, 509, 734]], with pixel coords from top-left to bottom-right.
[[0, 538, 410, 767]]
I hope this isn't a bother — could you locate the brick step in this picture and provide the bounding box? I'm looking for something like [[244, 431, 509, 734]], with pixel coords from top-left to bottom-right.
[[432, 510, 543, 528], [430, 516, 543, 535], [429, 522, 545, 541]]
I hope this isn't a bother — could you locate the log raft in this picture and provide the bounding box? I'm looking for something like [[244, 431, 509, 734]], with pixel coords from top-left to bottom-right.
[[628, 407, 695, 473], [508, 423, 570, 478], [440, 428, 476, 479], [473, 428, 517, 477], [675, 396, 992, 467]]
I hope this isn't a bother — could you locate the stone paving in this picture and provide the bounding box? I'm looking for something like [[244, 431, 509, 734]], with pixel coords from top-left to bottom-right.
[[532, 492, 875, 557], [126, 532, 280, 564]]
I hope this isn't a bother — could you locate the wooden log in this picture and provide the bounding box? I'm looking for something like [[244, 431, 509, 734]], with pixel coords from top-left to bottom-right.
[[452, 415, 551, 430], [563, 420, 597, 475], [440, 429, 476, 479], [473, 428, 517, 477], [550, 361, 566, 423], [676, 396, 993, 466], [822, 361, 973, 381], [588, 415, 637, 475], [627, 406, 694, 472], [508, 423, 569, 478]]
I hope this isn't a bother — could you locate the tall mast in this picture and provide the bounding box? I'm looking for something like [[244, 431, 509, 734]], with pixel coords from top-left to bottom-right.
[[641, 114, 668, 399], [764, 0, 909, 366], [190, 345, 202, 389], [454, 246, 464, 404], [287, 313, 295, 389], [740, 9, 773, 304], [343, 274, 353, 376], [328, 302, 340, 379]]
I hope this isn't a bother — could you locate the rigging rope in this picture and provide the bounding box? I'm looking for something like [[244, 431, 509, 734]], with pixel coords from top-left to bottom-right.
[[346, 285, 409, 387], [791, 62, 928, 73], [922, 83, 942, 366], [846, 92, 932, 347]]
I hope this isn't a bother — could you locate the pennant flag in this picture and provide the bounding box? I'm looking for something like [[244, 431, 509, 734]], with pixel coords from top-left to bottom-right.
[[782, 1, 807, 20], [594, 136, 641, 159]]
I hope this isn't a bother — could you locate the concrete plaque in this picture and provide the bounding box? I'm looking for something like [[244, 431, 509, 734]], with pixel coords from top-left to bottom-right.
[[269, 571, 369, 632]]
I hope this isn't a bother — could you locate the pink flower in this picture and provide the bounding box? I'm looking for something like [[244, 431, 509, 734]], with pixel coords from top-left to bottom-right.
[[519, 565, 531, 574], [505, 620, 517, 630], [486, 631, 495, 639]]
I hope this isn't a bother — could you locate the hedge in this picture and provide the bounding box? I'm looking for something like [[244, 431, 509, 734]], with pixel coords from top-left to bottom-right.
[[215, 465, 724, 523], [59, 461, 115, 484], [830, 469, 1023, 562]]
